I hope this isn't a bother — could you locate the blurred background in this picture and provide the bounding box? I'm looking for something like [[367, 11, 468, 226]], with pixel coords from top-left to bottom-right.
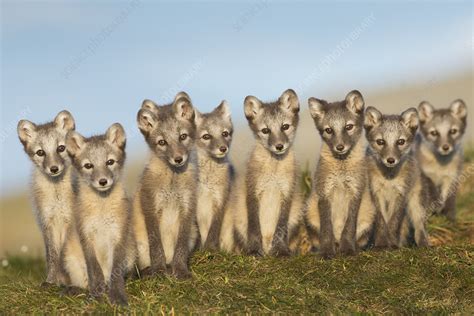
[[1, 0, 472, 257]]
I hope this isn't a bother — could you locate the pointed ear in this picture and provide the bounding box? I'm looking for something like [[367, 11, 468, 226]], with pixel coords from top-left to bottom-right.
[[345, 90, 365, 115], [401, 107, 419, 133], [418, 101, 434, 123], [450, 99, 467, 121], [215, 100, 231, 121], [364, 106, 383, 131], [244, 96, 263, 121], [173, 96, 194, 122], [106, 123, 126, 150], [308, 97, 325, 121], [194, 110, 203, 127], [141, 99, 158, 114], [17, 120, 37, 145], [54, 110, 75, 132], [137, 109, 157, 135], [279, 89, 299, 113], [174, 91, 191, 103], [66, 130, 86, 157]]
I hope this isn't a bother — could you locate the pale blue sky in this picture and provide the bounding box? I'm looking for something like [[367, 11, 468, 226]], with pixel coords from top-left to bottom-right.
[[1, 0, 472, 196]]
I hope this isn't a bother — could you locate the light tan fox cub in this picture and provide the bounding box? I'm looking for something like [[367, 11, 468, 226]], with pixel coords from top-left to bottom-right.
[[134, 92, 198, 279], [195, 101, 235, 250], [66, 123, 135, 306], [240, 89, 304, 257], [364, 107, 429, 248], [417, 100, 468, 221], [17, 111, 87, 288], [305, 91, 375, 258]]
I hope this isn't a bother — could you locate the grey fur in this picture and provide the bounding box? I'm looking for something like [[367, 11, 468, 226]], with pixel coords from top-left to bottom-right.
[[135, 92, 197, 279], [243, 89, 300, 256]]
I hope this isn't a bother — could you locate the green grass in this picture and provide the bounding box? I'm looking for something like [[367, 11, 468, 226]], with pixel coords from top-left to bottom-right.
[[1, 153, 473, 313]]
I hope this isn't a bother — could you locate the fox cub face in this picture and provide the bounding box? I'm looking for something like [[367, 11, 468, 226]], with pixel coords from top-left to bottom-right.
[[17, 111, 75, 178], [66, 123, 126, 193], [418, 100, 467, 156], [244, 89, 299, 155], [308, 90, 365, 158], [195, 101, 233, 159], [137, 92, 196, 168], [364, 107, 419, 168]]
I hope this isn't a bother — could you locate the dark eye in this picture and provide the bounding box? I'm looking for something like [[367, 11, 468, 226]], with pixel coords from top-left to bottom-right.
[[376, 139, 385, 146], [450, 129, 458, 135], [57, 145, 66, 153], [345, 124, 354, 131], [325, 128, 333, 134], [36, 149, 45, 157], [261, 128, 270, 134], [222, 131, 230, 137], [397, 139, 406, 146], [180, 133, 188, 141], [84, 163, 93, 169], [202, 134, 211, 140], [158, 140, 167, 146], [282, 124, 290, 131], [106, 159, 115, 166], [430, 130, 439, 137]]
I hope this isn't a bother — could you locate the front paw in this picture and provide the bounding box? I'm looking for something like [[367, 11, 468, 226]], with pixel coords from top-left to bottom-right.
[[90, 282, 107, 300], [109, 289, 128, 306], [40, 281, 56, 288], [140, 265, 166, 278], [339, 239, 357, 256], [416, 233, 430, 247], [62, 286, 84, 296], [271, 242, 291, 257], [172, 265, 192, 280], [319, 242, 336, 259]]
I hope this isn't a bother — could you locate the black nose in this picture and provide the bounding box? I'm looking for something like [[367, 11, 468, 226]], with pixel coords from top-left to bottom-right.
[[387, 157, 396, 164], [275, 144, 284, 151], [174, 157, 183, 164], [442, 144, 450, 151], [99, 179, 108, 186], [219, 146, 228, 153], [50, 166, 59, 174], [336, 144, 345, 152]]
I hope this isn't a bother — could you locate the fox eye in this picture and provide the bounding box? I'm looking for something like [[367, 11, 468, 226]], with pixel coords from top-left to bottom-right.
[[376, 139, 385, 146], [345, 124, 354, 131], [430, 130, 439, 137], [261, 128, 270, 134], [450, 128, 458, 135], [397, 139, 406, 146], [57, 145, 66, 153], [325, 128, 333, 134], [84, 163, 93, 169], [281, 124, 290, 131], [222, 131, 230, 137], [158, 139, 167, 146], [36, 149, 45, 157], [180, 133, 188, 141], [106, 159, 115, 166], [202, 134, 211, 140]]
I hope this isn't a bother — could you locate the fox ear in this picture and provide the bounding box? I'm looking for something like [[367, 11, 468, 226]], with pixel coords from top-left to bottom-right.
[[215, 100, 231, 121], [418, 101, 434, 123], [106, 123, 126, 150], [401, 107, 419, 133], [137, 109, 157, 135], [364, 106, 383, 131], [308, 97, 325, 121], [174, 91, 191, 103], [17, 120, 37, 145], [173, 96, 194, 122], [141, 99, 158, 114], [66, 130, 86, 157], [450, 99, 467, 121], [54, 110, 75, 132], [345, 90, 365, 115], [244, 96, 263, 121], [279, 89, 299, 113]]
